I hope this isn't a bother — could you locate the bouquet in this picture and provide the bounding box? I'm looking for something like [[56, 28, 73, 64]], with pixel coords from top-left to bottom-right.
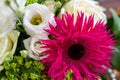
[[0, 0, 120, 80]]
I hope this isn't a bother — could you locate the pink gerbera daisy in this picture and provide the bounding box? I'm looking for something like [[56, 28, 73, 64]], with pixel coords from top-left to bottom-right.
[[41, 12, 114, 80]]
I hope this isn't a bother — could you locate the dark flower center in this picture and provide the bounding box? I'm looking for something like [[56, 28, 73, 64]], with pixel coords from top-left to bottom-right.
[[67, 44, 85, 60]]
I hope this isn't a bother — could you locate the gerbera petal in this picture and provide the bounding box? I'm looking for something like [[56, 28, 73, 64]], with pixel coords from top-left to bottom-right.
[[41, 12, 115, 80], [83, 15, 94, 32], [75, 12, 84, 32], [48, 52, 67, 80], [70, 64, 83, 80]]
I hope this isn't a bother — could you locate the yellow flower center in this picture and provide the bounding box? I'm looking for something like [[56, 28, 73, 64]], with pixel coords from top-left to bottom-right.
[[34, 41, 41, 50], [30, 13, 42, 25]]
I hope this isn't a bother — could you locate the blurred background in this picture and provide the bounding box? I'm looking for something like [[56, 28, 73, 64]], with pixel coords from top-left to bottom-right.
[[97, 0, 120, 80], [98, 0, 120, 18]]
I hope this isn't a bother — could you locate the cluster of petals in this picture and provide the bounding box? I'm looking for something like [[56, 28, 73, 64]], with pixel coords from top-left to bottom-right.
[[40, 12, 114, 80]]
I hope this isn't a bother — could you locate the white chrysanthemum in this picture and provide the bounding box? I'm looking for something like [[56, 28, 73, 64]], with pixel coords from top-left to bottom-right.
[[0, 30, 19, 71], [61, 0, 107, 23], [23, 3, 55, 36], [0, 0, 16, 38], [24, 35, 48, 60]]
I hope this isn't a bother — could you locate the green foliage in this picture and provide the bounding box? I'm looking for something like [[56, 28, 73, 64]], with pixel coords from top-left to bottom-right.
[[0, 55, 50, 80], [112, 39, 120, 71], [25, 0, 45, 6], [54, 0, 70, 16], [15, 19, 25, 33], [107, 8, 120, 71], [25, 0, 70, 16], [65, 70, 72, 80], [14, 17, 29, 55], [109, 8, 120, 37], [54, 0, 70, 3], [14, 32, 29, 55]]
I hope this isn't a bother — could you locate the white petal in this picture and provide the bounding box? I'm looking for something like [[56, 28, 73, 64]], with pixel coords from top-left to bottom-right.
[[24, 35, 48, 60], [61, 0, 107, 24], [0, 0, 16, 38], [23, 3, 55, 36]]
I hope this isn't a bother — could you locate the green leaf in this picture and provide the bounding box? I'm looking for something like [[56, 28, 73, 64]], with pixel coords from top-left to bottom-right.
[[110, 8, 120, 37], [107, 8, 120, 72], [25, 0, 45, 6], [112, 47, 120, 71], [14, 32, 29, 55], [107, 17, 113, 30], [65, 70, 72, 80], [112, 39, 120, 71]]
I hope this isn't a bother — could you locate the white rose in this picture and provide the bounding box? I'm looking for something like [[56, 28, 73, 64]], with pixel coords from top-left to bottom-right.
[[0, 0, 16, 38], [0, 30, 19, 71], [23, 3, 55, 36], [24, 35, 48, 60], [61, 0, 107, 23]]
